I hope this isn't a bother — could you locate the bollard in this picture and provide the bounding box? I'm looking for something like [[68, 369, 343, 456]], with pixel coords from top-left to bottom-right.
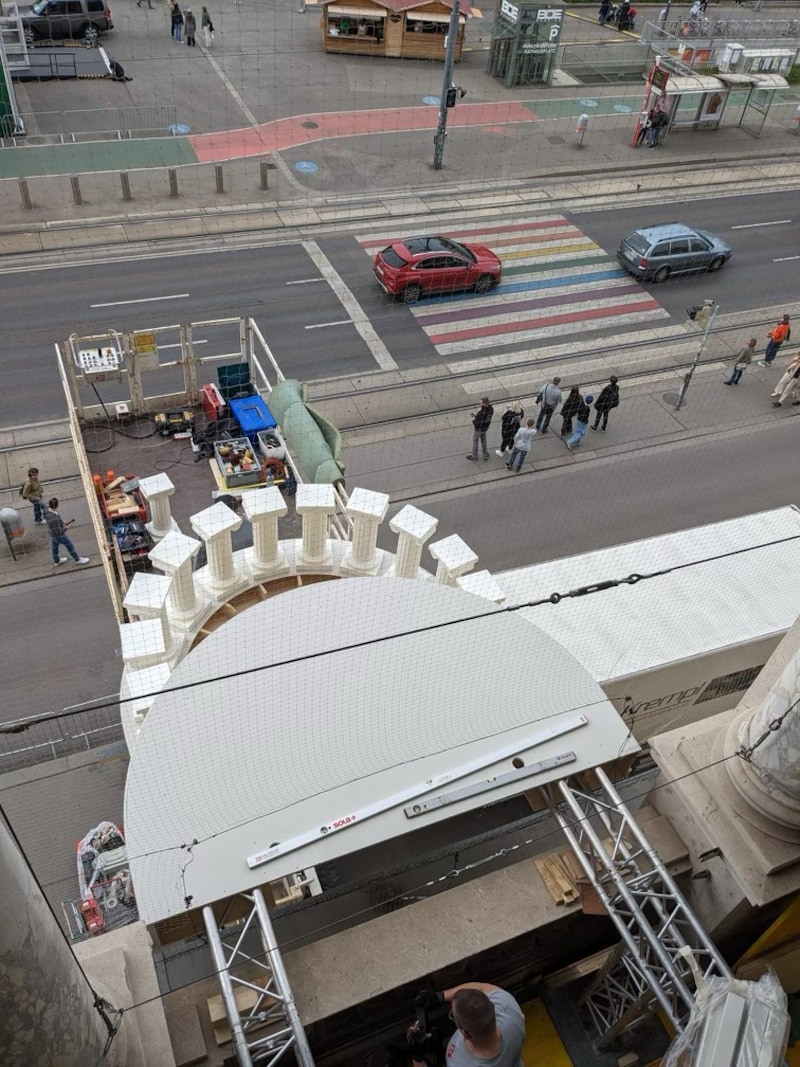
[[260, 160, 270, 191], [168, 168, 179, 198], [120, 171, 133, 201], [70, 175, 83, 206], [215, 164, 224, 193], [576, 113, 589, 148], [19, 179, 32, 210]]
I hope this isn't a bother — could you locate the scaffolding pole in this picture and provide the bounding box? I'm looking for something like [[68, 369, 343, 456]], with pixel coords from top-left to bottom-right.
[[550, 766, 730, 1049], [203, 888, 315, 1067]]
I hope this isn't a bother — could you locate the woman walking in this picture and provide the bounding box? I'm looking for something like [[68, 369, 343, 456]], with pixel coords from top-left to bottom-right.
[[559, 385, 582, 437], [184, 7, 196, 45]]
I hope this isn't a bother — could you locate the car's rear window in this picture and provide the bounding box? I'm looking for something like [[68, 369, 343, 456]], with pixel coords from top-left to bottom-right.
[[404, 237, 455, 255], [623, 233, 650, 255], [380, 247, 408, 268]]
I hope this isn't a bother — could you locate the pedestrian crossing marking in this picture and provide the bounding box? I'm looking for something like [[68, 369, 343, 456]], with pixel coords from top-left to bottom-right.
[[359, 215, 670, 360]]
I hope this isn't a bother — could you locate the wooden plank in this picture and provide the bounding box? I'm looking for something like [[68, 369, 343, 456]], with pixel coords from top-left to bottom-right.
[[534, 856, 564, 905]]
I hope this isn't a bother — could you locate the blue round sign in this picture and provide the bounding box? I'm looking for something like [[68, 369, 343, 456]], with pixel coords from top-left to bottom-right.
[[578, 99, 599, 108], [423, 95, 441, 105], [613, 104, 633, 113], [170, 123, 191, 135], [295, 160, 318, 173]]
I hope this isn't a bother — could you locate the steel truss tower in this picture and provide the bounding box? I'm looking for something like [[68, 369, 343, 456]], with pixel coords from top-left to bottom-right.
[[550, 766, 731, 1048], [203, 888, 315, 1067]]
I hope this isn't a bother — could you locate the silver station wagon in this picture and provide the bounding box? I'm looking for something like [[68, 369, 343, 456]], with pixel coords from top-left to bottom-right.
[[617, 222, 732, 283]]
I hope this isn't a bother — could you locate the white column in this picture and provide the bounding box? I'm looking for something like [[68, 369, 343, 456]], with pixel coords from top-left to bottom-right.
[[243, 486, 289, 578], [123, 572, 173, 656], [148, 530, 202, 624], [138, 473, 177, 541], [342, 487, 390, 576], [428, 534, 478, 588], [726, 644, 800, 836], [295, 484, 336, 571], [191, 501, 245, 598], [388, 505, 438, 579], [457, 570, 507, 604]]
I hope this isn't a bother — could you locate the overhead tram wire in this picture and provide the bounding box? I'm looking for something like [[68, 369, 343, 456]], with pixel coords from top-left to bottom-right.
[[3, 529, 799, 737]]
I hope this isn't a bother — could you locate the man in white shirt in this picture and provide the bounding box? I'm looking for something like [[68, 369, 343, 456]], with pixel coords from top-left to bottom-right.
[[505, 419, 537, 472]]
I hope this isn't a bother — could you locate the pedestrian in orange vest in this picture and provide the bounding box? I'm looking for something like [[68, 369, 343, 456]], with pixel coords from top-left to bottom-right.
[[758, 314, 791, 366]]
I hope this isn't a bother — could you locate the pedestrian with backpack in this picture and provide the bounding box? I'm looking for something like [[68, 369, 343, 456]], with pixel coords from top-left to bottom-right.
[[20, 467, 45, 524], [592, 376, 620, 430]]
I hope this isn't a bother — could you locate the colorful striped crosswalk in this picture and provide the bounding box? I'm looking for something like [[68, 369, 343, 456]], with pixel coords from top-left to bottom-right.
[[359, 216, 670, 359]]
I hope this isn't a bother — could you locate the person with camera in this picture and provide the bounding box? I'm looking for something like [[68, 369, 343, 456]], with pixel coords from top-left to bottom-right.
[[410, 983, 525, 1067]]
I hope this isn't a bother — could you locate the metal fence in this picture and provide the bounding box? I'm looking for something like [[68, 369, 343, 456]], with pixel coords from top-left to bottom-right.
[[7, 105, 179, 143], [0, 705, 124, 772], [642, 15, 800, 42]]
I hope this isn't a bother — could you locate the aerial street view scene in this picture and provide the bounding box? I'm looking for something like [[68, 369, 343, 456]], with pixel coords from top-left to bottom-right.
[[1, 0, 800, 1063]]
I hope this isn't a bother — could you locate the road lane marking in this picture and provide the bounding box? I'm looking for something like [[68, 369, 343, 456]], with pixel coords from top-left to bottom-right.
[[774, 255, 800, 262], [302, 240, 399, 371], [90, 294, 189, 308], [202, 50, 259, 127], [287, 278, 324, 285], [305, 320, 352, 330], [732, 220, 791, 229]]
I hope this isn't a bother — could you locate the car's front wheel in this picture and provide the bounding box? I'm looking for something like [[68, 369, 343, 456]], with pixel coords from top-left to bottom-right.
[[474, 274, 494, 294], [653, 266, 671, 283], [707, 256, 725, 273], [402, 284, 421, 305]]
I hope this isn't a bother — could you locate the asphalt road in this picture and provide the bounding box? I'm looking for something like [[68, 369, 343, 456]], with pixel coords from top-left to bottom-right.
[[2, 188, 797, 427]]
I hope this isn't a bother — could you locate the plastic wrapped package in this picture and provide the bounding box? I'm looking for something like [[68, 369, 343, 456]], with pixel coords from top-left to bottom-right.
[[662, 968, 790, 1067]]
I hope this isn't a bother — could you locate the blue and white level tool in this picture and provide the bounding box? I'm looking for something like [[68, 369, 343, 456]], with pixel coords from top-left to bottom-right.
[[403, 750, 576, 819], [246, 713, 588, 870]]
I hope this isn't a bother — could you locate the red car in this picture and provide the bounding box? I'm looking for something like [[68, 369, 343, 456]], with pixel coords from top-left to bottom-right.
[[373, 235, 502, 304]]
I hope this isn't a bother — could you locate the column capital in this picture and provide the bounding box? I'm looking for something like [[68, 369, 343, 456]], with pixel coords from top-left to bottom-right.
[[295, 483, 336, 514], [242, 485, 288, 522], [123, 572, 172, 618], [120, 619, 167, 670], [191, 500, 243, 542], [148, 529, 200, 575], [346, 487, 390, 523], [457, 570, 506, 604], [389, 504, 438, 545], [138, 472, 175, 500], [429, 534, 478, 586]]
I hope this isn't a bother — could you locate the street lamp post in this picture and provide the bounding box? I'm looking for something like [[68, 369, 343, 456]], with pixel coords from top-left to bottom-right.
[[433, 0, 462, 170]]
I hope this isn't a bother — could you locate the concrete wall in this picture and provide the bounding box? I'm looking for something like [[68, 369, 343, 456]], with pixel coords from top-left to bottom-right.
[[0, 809, 111, 1067]]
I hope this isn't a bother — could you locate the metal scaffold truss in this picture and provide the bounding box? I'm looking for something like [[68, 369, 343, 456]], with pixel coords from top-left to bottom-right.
[[549, 766, 731, 1049], [203, 888, 315, 1067]]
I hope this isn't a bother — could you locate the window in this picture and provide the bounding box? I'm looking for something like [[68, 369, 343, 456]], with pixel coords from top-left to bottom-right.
[[690, 237, 710, 252], [651, 242, 671, 257], [67, 2, 84, 12], [379, 247, 407, 268], [670, 239, 690, 255]]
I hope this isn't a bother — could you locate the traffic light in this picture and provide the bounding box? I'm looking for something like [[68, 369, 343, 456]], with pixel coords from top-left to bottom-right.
[[445, 86, 458, 109]]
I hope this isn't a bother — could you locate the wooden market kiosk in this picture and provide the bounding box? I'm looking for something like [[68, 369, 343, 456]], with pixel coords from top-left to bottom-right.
[[311, 0, 479, 60]]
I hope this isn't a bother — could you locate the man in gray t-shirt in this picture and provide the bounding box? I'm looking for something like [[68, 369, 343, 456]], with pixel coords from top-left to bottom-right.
[[412, 983, 525, 1067]]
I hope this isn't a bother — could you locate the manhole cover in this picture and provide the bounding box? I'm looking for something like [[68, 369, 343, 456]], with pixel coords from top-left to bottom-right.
[[547, 136, 565, 145], [302, 121, 319, 129], [662, 392, 682, 407]]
